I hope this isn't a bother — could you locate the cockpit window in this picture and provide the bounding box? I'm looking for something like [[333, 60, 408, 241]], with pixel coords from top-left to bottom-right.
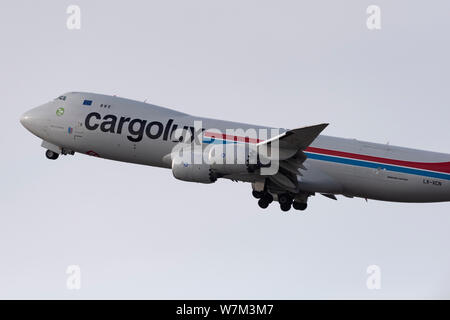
[[57, 96, 66, 101]]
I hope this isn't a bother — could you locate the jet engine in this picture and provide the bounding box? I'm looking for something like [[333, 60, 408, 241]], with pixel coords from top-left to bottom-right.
[[207, 143, 268, 175], [171, 160, 217, 184]]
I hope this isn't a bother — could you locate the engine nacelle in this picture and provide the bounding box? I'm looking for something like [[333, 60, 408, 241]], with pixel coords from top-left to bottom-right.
[[207, 144, 268, 175], [172, 160, 217, 184]]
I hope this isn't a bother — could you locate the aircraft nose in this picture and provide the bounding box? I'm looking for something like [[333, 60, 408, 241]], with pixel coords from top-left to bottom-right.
[[20, 111, 33, 130], [20, 105, 50, 138]]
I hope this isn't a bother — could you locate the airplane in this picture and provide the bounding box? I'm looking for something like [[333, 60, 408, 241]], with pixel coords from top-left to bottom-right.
[[20, 92, 450, 211]]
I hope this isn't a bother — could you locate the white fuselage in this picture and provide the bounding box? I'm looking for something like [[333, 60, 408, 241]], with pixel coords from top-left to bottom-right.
[[21, 92, 450, 203]]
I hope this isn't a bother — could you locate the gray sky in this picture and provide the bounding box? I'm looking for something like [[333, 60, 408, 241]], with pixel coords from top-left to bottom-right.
[[1, 0, 449, 299]]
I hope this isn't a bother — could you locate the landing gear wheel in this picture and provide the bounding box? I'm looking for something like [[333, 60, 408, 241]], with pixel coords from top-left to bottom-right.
[[252, 190, 264, 199], [280, 203, 291, 212], [263, 193, 273, 204], [278, 193, 292, 206], [293, 202, 308, 211], [45, 150, 59, 160], [258, 198, 269, 209], [257, 193, 273, 209]]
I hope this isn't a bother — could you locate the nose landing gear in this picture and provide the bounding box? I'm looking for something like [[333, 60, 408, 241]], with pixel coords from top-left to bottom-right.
[[45, 150, 59, 160]]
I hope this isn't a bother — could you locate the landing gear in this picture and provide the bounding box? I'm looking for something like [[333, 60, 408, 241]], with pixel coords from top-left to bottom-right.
[[45, 150, 59, 160], [278, 193, 292, 205], [252, 182, 310, 212], [293, 201, 307, 211], [257, 193, 273, 209], [278, 193, 293, 212], [258, 198, 269, 209], [252, 190, 264, 199]]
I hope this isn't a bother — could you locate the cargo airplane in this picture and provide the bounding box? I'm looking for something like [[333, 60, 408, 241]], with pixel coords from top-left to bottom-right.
[[20, 92, 450, 211]]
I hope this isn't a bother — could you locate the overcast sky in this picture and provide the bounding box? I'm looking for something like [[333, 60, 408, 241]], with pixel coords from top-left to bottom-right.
[[1, 0, 450, 299]]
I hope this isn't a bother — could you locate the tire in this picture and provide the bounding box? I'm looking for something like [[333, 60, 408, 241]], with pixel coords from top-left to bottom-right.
[[258, 198, 269, 209], [252, 190, 264, 199], [263, 193, 273, 203], [278, 193, 292, 205], [293, 202, 307, 211], [45, 150, 59, 160], [280, 203, 291, 212]]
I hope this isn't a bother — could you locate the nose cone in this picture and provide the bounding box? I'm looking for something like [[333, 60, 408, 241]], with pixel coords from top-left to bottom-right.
[[20, 111, 33, 131], [20, 104, 50, 138]]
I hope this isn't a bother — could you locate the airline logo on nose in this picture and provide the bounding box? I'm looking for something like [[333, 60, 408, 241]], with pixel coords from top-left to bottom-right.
[[56, 107, 65, 116]]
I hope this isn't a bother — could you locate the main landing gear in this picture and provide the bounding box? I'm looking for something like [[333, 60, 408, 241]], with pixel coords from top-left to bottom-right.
[[257, 194, 274, 209], [253, 190, 274, 209], [253, 189, 308, 212], [45, 150, 59, 160], [278, 193, 308, 212], [292, 201, 308, 211], [278, 193, 293, 212]]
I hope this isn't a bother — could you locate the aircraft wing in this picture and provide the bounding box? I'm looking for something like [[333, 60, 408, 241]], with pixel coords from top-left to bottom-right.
[[256, 123, 329, 191], [257, 123, 328, 160]]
